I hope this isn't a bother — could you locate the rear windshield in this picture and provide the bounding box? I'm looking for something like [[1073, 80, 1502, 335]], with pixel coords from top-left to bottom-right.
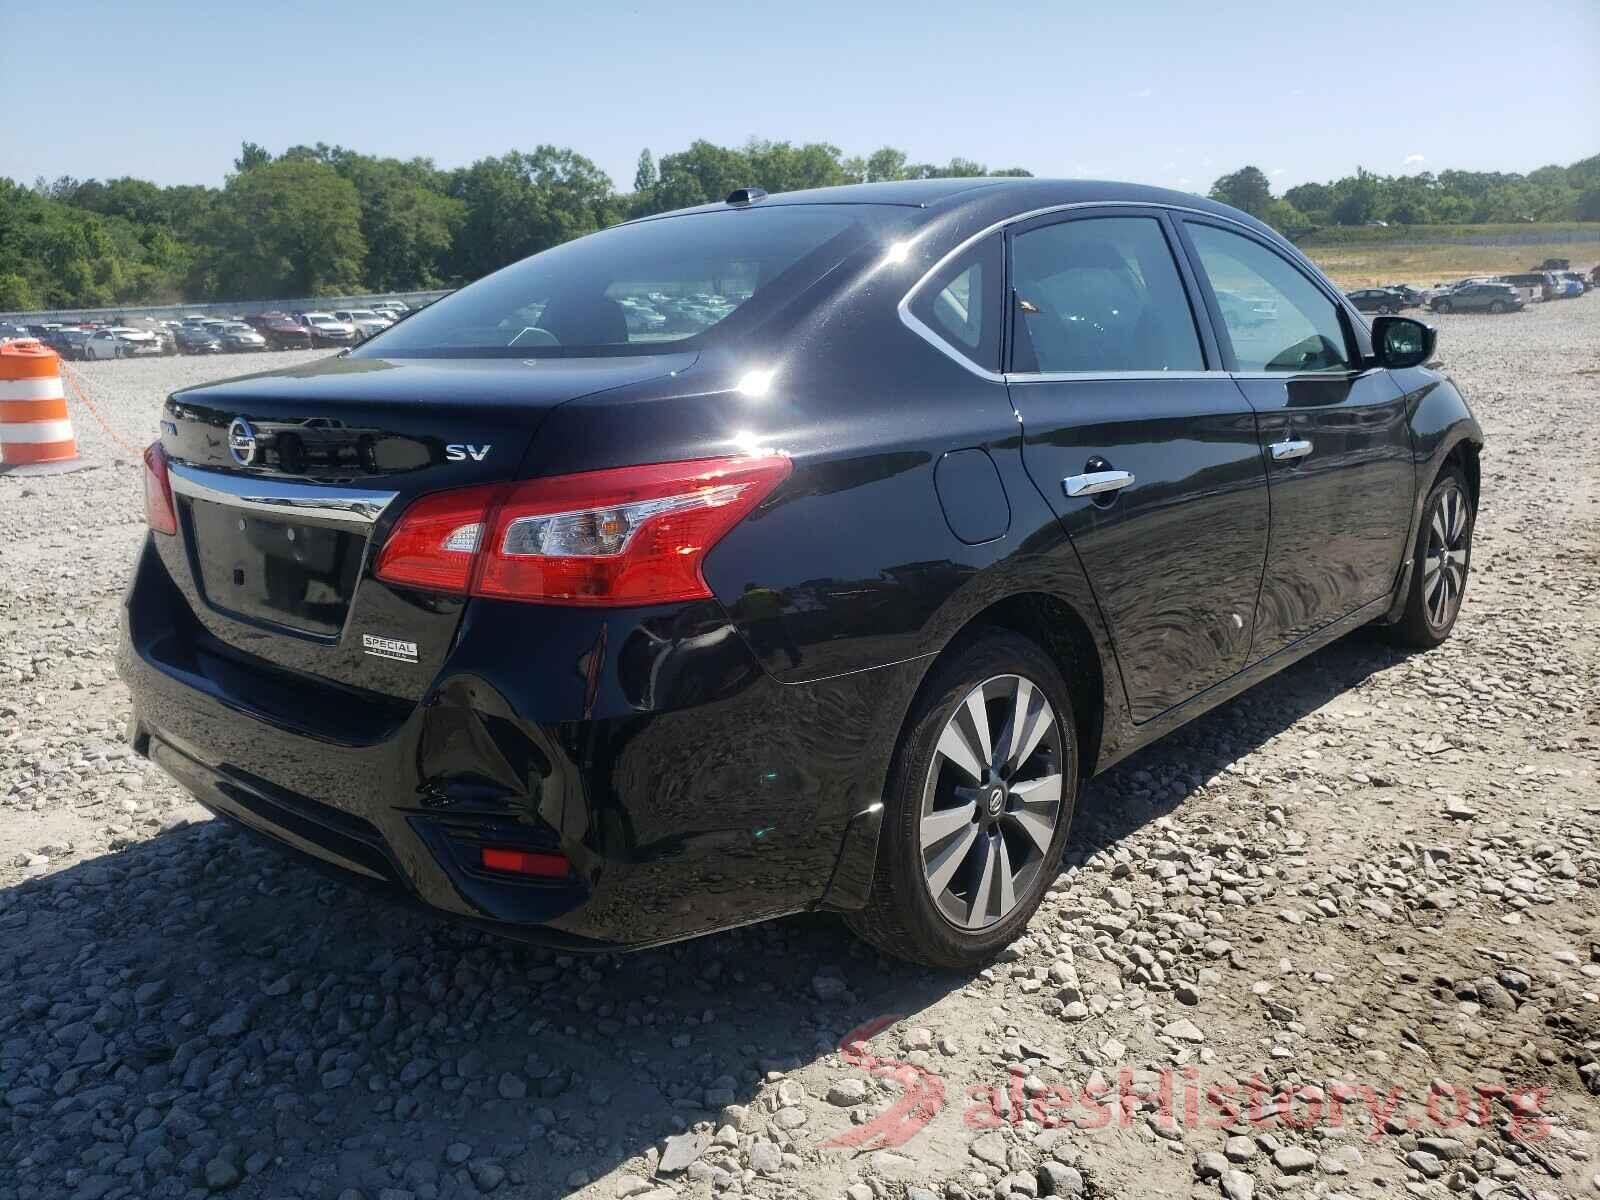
[[358, 204, 913, 358]]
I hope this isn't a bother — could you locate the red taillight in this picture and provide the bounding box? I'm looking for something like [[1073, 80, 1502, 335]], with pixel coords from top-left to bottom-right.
[[480, 847, 570, 877], [375, 454, 791, 606], [142, 442, 177, 535], [372, 483, 498, 594]]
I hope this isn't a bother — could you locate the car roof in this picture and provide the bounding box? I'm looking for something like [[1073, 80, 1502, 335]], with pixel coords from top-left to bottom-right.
[[633, 177, 1276, 232]]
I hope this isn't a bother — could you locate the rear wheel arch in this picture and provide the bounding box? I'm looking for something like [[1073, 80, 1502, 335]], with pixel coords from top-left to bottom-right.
[[922, 591, 1107, 789], [816, 588, 1111, 918]]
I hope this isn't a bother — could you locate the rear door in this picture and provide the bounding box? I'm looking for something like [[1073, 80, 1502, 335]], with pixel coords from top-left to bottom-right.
[[1176, 218, 1414, 656], [1005, 209, 1270, 723]]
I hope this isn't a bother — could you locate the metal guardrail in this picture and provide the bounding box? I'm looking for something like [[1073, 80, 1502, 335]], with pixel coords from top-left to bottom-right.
[[0, 289, 453, 325]]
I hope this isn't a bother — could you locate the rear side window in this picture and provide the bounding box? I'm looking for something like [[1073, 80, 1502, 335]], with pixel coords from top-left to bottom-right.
[[1008, 216, 1203, 374], [1185, 223, 1352, 373], [365, 204, 912, 358], [906, 234, 1002, 371]]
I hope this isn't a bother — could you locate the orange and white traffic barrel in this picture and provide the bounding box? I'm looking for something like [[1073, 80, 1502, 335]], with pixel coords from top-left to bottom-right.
[[0, 339, 77, 467]]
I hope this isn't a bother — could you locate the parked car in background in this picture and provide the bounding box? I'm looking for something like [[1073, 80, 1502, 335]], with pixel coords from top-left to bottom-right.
[[1374, 283, 1422, 308], [44, 328, 92, 360], [332, 309, 393, 342], [299, 312, 356, 347], [217, 322, 269, 353], [1554, 275, 1584, 299], [0, 322, 35, 343], [84, 327, 163, 359], [123, 318, 176, 355], [1499, 272, 1557, 302], [175, 326, 224, 355], [370, 301, 409, 320], [1346, 287, 1408, 314], [1533, 257, 1570, 271], [1430, 282, 1524, 314], [246, 313, 314, 350]]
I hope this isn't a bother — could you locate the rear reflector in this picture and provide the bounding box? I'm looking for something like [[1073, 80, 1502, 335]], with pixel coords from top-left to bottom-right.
[[143, 442, 177, 535], [480, 847, 570, 877], [375, 454, 791, 606]]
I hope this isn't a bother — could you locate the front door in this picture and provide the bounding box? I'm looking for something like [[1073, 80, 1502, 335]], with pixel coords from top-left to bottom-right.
[[1006, 210, 1270, 723], [1177, 219, 1415, 656]]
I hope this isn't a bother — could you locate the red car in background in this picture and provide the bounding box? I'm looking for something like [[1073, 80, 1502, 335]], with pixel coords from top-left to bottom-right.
[[245, 312, 314, 350]]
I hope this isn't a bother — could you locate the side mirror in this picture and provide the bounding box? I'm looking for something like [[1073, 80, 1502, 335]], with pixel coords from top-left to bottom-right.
[[1371, 315, 1436, 369]]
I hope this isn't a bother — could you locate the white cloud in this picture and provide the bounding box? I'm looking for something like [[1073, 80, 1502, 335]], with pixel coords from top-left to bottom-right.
[[1176, 177, 1191, 186], [1403, 153, 1426, 165], [1270, 167, 1287, 176], [1161, 160, 1177, 170], [1130, 87, 1153, 98]]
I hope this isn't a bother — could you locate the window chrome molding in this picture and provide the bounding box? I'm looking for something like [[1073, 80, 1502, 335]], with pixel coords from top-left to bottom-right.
[[1005, 369, 1228, 384], [897, 304, 1007, 382], [166, 461, 399, 527], [1228, 369, 1364, 381], [897, 199, 1290, 383]]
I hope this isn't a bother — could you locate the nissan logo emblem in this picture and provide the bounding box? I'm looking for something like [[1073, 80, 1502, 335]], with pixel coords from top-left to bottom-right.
[[228, 417, 258, 467]]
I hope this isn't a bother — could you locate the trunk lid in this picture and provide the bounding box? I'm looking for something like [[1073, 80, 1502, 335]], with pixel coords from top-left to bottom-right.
[[155, 353, 695, 704]]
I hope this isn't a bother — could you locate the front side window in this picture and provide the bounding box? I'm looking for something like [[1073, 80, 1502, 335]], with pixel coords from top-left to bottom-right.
[[906, 234, 1001, 370], [363, 204, 912, 358], [1009, 216, 1204, 374], [1186, 223, 1352, 373]]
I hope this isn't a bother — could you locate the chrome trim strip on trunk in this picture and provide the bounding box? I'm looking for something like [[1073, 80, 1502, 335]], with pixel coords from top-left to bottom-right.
[[166, 461, 399, 527]]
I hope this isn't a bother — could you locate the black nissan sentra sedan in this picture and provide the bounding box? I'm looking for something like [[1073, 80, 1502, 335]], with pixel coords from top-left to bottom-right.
[[120, 179, 1483, 968]]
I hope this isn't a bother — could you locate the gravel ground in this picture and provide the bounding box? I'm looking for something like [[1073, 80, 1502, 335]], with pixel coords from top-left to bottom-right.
[[1, 307, 1597, 1200]]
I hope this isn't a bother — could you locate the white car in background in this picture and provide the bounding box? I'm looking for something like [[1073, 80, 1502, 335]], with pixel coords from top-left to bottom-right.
[[332, 309, 393, 341], [299, 312, 357, 348], [370, 300, 409, 320], [83, 327, 162, 359]]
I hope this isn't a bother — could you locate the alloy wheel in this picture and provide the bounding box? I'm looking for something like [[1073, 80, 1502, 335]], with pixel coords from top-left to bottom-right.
[[1423, 482, 1470, 630], [919, 674, 1063, 930]]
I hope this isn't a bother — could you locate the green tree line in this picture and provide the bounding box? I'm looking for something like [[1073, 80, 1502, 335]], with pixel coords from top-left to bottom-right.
[[0, 139, 1028, 311], [1, 139, 1594, 311], [1208, 156, 1600, 235]]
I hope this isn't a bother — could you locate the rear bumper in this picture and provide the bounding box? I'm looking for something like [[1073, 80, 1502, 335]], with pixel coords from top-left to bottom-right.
[[117, 536, 916, 950]]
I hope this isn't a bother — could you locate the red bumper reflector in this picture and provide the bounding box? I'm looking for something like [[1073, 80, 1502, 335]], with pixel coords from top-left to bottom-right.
[[480, 847, 570, 877]]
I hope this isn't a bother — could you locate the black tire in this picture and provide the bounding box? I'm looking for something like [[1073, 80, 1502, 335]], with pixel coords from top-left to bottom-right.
[[1433, 299, 1452, 314], [845, 630, 1079, 970], [1489, 300, 1506, 314], [1384, 465, 1474, 649], [1381, 304, 1394, 315]]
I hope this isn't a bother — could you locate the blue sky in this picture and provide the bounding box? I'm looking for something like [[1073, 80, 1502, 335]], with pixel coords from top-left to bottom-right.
[[3, 0, 1595, 195]]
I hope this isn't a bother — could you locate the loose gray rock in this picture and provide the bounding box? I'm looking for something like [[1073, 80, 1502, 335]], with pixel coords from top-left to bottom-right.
[[659, 1131, 711, 1173], [827, 1077, 868, 1106], [1273, 1146, 1315, 1174]]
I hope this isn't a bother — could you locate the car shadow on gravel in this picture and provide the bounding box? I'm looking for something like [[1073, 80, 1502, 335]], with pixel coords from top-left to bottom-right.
[[1, 814, 954, 1198], [0, 631, 1406, 1200], [1066, 628, 1409, 863]]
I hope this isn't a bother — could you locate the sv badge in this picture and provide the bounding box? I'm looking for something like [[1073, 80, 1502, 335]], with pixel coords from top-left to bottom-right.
[[445, 443, 491, 462]]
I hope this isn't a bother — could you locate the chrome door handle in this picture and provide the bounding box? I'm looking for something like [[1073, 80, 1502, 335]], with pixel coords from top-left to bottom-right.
[[1063, 469, 1135, 497], [1270, 438, 1313, 462]]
